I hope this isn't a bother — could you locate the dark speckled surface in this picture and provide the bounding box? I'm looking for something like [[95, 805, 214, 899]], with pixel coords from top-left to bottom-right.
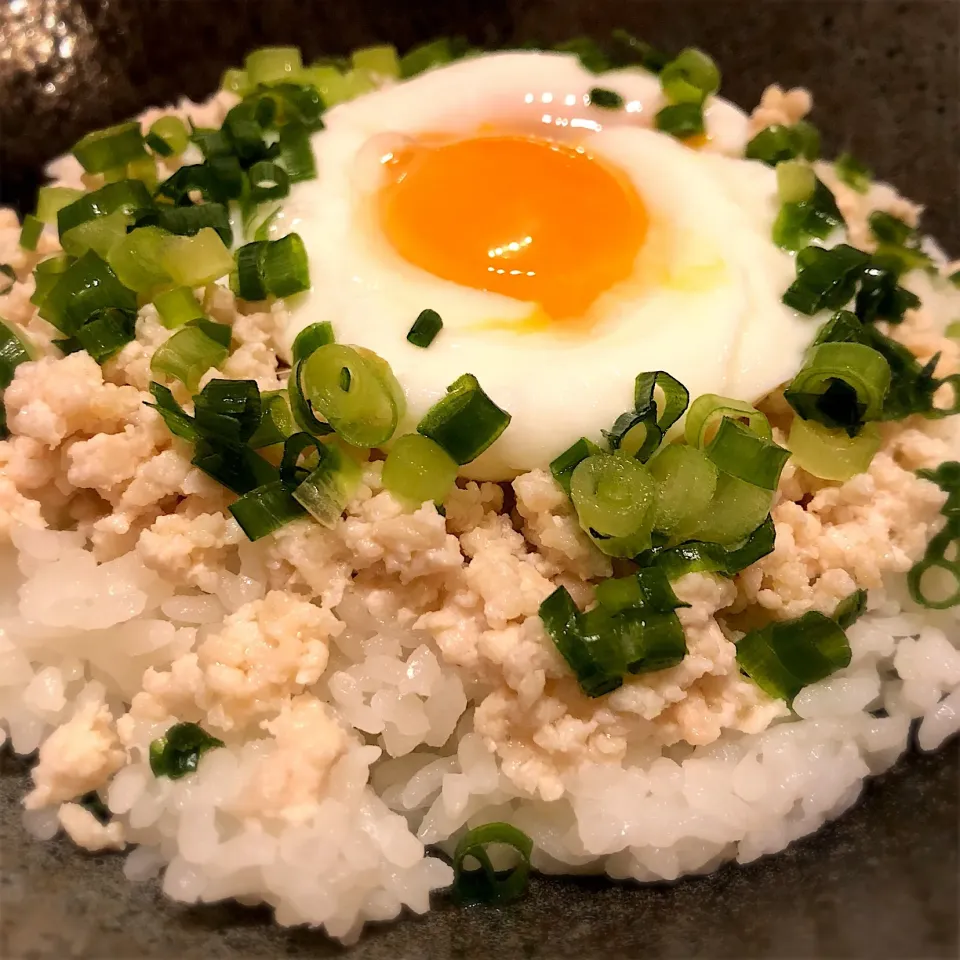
[[1, 2, 959, 958]]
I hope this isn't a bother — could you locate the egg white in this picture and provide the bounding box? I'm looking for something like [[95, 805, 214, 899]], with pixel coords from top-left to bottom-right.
[[276, 52, 812, 479]]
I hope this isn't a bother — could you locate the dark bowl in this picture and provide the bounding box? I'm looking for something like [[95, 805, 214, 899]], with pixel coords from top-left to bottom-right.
[[0, 2, 958, 958]]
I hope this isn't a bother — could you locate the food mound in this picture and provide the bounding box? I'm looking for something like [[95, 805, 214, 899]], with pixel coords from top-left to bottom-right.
[[1, 35, 959, 945]]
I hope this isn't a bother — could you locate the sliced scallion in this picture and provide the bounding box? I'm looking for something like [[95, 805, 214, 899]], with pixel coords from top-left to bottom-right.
[[146, 116, 190, 157], [18, 215, 43, 252], [549, 436, 603, 495], [292, 321, 335, 363], [292, 441, 362, 527], [834, 152, 871, 193], [30, 254, 74, 307], [417, 373, 510, 465], [634, 370, 690, 433], [684, 394, 771, 448], [39, 251, 137, 336], [745, 121, 820, 166], [278, 122, 317, 183], [785, 341, 891, 432], [452, 822, 533, 905], [671, 472, 773, 547], [908, 463, 960, 609], [406, 308, 443, 348], [399, 37, 467, 79], [589, 87, 625, 109], [150, 321, 231, 391], [74, 307, 137, 363], [146, 382, 199, 442], [72, 121, 148, 174], [647, 444, 718, 537], [654, 102, 704, 140], [193, 377, 261, 446], [153, 286, 205, 329], [352, 44, 400, 78], [570, 453, 657, 557], [855, 262, 920, 325], [136, 201, 233, 247], [833, 589, 868, 630], [161, 228, 235, 287], [0, 318, 34, 435], [149, 721, 224, 779], [705, 418, 791, 491], [247, 160, 290, 203], [302, 344, 401, 447], [245, 46, 303, 86], [106, 226, 172, 292], [230, 479, 306, 540], [35, 186, 84, 224], [787, 417, 881, 481], [782, 244, 870, 315], [659, 48, 720, 104], [191, 438, 278, 495], [382, 433, 458, 506], [736, 611, 852, 702], [248, 390, 296, 448], [773, 178, 845, 251]]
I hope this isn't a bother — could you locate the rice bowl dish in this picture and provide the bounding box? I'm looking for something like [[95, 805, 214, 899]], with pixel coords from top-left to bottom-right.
[[1, 34, 960, 944]]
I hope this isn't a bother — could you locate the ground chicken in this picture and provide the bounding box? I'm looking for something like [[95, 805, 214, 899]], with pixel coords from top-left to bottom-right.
[[747, 84, 812, 133], [24, 699, 126, 810], [57, 801, 127, 851], [130, 591, 342, 733], [235, 695, 350, 822], [5, 353, 143, 448], [738, 451, 947, 618]]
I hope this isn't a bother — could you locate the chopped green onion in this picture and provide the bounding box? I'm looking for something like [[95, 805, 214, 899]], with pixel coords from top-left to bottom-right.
[[607, 29, 670, 73], [221, 67, 250, 96], [554, 37, 610, 74], [146, 116, 190, 157], [278, 122, 317, 183], [150, 321, 230, 391], [604, 409, 661, 461], [39, 251, 137, 336], [776, 160, 816, 204], [736, 611, 852, 702], [647, 444, 718, 536], [539, 586, 622, 697], [745, 121, 821, 166], [18, 215, 43, 252], [60, 209, 130, 259], [292, 321, 335, 363], [834, 152, 872, 193], [153, 286, 205, 328], [671, 472, 773, 546], [417, 373, 511, 465], [785, 341, 891, 433], [136, 200, 233, 247], [636, 515, 776, 579], [126, 155, 159, 188], [0, 318, 33, 435], [582, 604, 687, 676], [908, 463, 960, 609], [854, 262, 920, 324], [249, 82, 325, 131], [659, 48, 720, 104], [399, 37, 467, 79], [0, 264, 15, 296], [594, 567, 689, 617], [302, 344, 401, 447], [787, 417, 881, 481], [634, 370, 690, 433], [193, 377, 261, 445], [948, 270, 960, 290], [247, 161, 290, 203], [549, 436, 603, 495], [161, 228, 235, 287], [30, 254, 73, 307], [149, 721, 224, 779], [352, 44, 400, 78], [654, 102, 704, 140], [106, 226, 172, 292], [589, 87, 625, 109], [74, 307, 137, 363], [406, 308, 443, 348], [72, 121, 148, 174], [833, 589, 868, 630], [248, 390, 295, 448], [773, 178, 845, 251], [782, 244, 870, 315], [703, 417, 790, 491], [382, 433, 458, 506], [191, 439, 278, 495], [245, 46, 303, 86], [453, 822, 533, 905], [58, 179, 154, 239], [155, 159, 244, 206], [278, 431, 326, 486], [78, 790, 111, 825], [868, 211, 913, 247], [288, 358, 334, 435], [234, 234, 310, 300], [35, 186, 84, 224], [684, 394, 772, 447], [873, 242, 933, 277], [230, 479, 306, 540], [146, 382, 199, 442], [292, 441, 362, 526], [570, 453, 657, 557]]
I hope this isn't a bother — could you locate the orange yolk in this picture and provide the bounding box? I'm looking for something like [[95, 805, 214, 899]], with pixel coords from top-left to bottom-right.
[[377, 135, 647, 320]]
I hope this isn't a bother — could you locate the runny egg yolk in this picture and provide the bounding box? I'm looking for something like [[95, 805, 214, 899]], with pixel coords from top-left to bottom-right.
[[377, 135, 648, 320]]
